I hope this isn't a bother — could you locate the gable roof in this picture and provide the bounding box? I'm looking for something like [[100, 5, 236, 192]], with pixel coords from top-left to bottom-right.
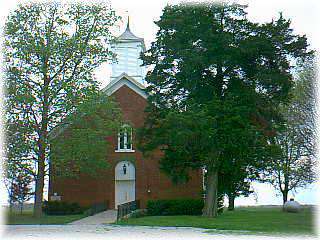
[[102, 73, 148, 99]]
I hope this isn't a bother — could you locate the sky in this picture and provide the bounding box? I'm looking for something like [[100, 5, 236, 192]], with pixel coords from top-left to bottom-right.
[[0, 0, 319, 206]]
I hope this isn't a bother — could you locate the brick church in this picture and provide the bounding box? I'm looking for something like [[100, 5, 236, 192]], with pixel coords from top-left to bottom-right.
[[49, 19, 202, 209]]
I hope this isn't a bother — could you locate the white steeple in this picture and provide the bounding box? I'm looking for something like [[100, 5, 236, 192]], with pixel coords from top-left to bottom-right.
[[111, 16, 146, 85]]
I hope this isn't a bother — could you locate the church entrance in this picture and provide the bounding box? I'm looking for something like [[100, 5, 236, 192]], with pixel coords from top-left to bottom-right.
[[114, 161, 135, 209]]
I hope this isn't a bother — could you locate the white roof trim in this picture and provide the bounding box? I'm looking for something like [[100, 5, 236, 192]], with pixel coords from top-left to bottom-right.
[[102, 73, 148, 99]]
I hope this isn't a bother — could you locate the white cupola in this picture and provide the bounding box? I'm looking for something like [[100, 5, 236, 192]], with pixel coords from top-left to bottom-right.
[[111, 17, 146, 85]]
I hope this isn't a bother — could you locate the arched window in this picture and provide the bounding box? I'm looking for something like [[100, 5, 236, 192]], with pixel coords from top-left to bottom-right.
[[116, 124, 134, 152]]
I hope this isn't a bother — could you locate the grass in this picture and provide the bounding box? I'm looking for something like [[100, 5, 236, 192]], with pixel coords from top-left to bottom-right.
[[6, 209, 86, 225], [117, 206, 316, 235]]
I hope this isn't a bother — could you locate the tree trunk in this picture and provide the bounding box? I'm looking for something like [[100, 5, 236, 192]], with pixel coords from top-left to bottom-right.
[[9, 192, 13, 214], [33, 71, 50, 218], [33, 158, 45, 218], [9, 183, 14, 213], [202, 167, 218, 217], [19, 201, 23, 215], [33, 126, 47, 218], [227, 194, 235, 211], [33, 102, 49, 218], [282, 190, 288, 205]]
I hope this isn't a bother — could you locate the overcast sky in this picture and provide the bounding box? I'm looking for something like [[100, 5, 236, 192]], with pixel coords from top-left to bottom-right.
[[0, 0, 319, 206]]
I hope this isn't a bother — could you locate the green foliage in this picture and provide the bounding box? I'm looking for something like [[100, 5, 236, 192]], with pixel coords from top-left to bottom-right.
[[42, 201, 83, 215], [139, 2, 311, 216], [147, 199, 204, 216], [4, 2, 120, 215], [3, 136, 34, 209], [11, 173, 33, 206], [4, 2, 120, 137], [4, 1, 120, 167], [51, 93, 122, 178], [218, 166, 253, 202], [217, 193, 224, 214], [4, 108, 35, 205]]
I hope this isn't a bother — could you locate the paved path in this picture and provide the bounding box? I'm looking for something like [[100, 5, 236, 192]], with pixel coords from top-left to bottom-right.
[[2, 225, 317, 240], [68, 210, 117, 225]]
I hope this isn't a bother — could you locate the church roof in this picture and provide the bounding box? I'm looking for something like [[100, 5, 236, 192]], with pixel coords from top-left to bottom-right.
[[102, 73, 148, 99]]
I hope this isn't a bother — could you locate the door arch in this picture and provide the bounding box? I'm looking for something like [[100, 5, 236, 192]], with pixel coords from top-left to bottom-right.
[[114, 161, 135, 209]]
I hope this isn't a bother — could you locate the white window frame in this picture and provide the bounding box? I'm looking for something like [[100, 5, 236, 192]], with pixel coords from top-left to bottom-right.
[[115, 125, 135, 153]]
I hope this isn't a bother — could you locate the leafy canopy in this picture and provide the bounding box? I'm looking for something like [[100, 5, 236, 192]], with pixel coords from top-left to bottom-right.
[[139, 2, 311, 177], [4, 2, 120, 177], [51, 93, 122, 178], [4, 2, 120, 216]]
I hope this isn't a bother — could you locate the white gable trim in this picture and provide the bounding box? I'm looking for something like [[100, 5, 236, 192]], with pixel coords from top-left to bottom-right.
[[102, 73, 148, 99]]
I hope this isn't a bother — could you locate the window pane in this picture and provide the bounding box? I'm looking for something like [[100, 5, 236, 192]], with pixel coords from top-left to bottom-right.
[[118, 125, 133, 150], [119, 132, 125, 149], [126, 130, 132, 149]]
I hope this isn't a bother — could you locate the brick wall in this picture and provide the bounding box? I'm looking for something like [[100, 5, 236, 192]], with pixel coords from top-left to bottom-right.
[[49, 84, 202, 209]]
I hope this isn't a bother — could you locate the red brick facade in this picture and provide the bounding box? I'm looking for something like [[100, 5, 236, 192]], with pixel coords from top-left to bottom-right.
[[49, 84, 202, 209]]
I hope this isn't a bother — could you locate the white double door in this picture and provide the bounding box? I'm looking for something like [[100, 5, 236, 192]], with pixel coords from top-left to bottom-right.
[[115, 180, 135, 209]]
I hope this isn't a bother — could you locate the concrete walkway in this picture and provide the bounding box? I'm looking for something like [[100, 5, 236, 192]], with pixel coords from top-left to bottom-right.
[[69, 210, 117, 225], [4, 225, 317, 240]]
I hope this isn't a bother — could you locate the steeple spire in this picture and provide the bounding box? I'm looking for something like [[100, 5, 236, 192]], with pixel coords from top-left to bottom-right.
[[126, 15, 130, 30], [117, 14, 144, 44]]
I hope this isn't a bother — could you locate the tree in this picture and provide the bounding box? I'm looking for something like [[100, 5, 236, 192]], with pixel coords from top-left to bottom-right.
[[138, 3, 311, 217], [4, 2, 119, 217], [3, 140, 33, 214], [219, 166, 254, 211], [261, 57, 317, 204], [3, 114, 35, 213], [12, 172, 33, 214], [3, 163, 31, 214], [204, 170, 227, 214]]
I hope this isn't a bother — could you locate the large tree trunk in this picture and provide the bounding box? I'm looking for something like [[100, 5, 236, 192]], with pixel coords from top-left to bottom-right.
[[33, 128, 47, 218], [33, 60, 50, 217], [33, 118, 47, 218], [33, 76, 49, 218], [227, 193, 235, 211], [202, 167, 218, 217], [33, 158, 45, 218]]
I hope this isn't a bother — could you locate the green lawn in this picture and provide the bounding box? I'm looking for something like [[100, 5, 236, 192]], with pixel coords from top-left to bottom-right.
[[117, 206, 316, 235], [6, 210, 86, 225]]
